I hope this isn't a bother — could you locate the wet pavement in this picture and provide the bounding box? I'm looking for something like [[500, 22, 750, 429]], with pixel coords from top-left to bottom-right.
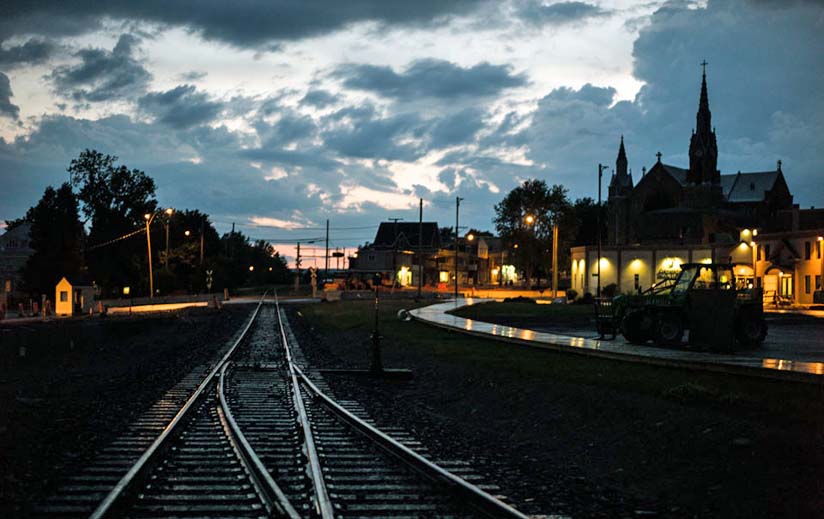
[[410, 299, 824, 382]]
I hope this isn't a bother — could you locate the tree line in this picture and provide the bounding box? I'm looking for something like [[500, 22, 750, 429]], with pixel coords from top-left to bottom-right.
[[5, 149, 290, 298]]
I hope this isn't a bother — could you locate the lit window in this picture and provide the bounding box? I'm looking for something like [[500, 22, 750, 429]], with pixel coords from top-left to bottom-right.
[[60, 291, 68, 302]]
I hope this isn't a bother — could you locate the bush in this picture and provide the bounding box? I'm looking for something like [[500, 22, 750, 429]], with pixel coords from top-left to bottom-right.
[[602, 283, 618, 298], [565, 289, 578, 301], [503, 296, 537, 304]]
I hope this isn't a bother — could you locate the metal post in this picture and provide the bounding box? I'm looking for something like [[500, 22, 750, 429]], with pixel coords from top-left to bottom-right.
[[164, 219, 170, 271], [145, 217, 154, 298], [597, 163, 607, 298], [369, 284, 383, 373], [199, 218, 204, 265], [418, 198, 423, 299], [455, 197, 463, 299]]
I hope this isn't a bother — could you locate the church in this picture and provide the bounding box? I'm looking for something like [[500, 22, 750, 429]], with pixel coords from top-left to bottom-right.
[[571, 66, 824, 305]]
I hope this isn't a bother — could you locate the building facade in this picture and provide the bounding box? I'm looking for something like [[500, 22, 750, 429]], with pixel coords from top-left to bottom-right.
[[0, 223, 34, 303]]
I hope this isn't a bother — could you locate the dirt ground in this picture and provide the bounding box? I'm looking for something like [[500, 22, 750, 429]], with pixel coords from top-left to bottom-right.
[[290, 301, 824, 519], [0, 306, 251, 517]]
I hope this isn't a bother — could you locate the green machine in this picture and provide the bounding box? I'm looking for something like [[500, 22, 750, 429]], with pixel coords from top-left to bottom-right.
[[595, 263, 767, 351]]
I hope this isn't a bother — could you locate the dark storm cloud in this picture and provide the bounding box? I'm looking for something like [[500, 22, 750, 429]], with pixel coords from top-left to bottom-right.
[[50, 34, 151, 102], [301, 89, 340, 109], [429, 107, 486, 147], [138, 85, 223, 128], [0, 72, 20, 119], [0, 1, 487, 47], [322, 108, 424, 161], [0, 38, 56, 68], [177, 70, 207, 82], [516, 1, 610, 26], [336, 59, 528, 100]]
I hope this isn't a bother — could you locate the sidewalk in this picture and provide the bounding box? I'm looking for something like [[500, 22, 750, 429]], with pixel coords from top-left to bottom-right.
[[410, 299, 824, 384]]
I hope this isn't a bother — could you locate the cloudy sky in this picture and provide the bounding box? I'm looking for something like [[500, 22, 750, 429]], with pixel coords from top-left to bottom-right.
[[1, 0, 822, 264]]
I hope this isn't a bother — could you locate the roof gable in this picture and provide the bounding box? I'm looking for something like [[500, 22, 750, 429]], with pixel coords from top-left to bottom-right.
[[372, 222, 441, 249], [722, 170, 779, 202]]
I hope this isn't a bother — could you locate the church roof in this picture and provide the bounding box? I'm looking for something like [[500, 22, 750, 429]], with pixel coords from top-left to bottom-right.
[[721, 170, 780, 202], [659, 163, 689, 186]]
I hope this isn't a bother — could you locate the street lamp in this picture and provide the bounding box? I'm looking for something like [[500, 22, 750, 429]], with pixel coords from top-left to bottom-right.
[[525, 214, 535, 225], [144, 213, 155, 298], [164, 207, 173, 271]]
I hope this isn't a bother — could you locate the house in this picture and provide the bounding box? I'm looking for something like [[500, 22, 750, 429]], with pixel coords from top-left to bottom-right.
[[55, 275, 95, 316], [349, 222, 441, 286], [0, 223, 34, 304]]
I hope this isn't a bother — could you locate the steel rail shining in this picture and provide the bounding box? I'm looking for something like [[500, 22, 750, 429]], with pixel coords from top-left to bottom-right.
[[217, 360, 302, 519], [88, 293, 267, 519], [274, 292, 336, 519], [272, 295, 530, 519]]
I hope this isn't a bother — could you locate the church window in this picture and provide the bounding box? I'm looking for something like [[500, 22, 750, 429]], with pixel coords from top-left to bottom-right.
[[805, 241, 811, 260], [805, 275, 811, 294]]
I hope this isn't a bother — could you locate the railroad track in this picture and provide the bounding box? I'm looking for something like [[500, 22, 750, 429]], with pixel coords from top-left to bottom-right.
[[37, 294, 530, 518]]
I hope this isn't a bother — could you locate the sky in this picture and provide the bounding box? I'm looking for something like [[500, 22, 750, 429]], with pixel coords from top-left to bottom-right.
[[1, 0, 822, 265]]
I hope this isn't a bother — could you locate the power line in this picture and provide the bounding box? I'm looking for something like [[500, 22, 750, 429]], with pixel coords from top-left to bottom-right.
[[85, 227, 145, 251]]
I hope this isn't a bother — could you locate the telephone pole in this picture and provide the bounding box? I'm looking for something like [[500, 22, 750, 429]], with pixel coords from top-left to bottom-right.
[[454, 197, 464, 299], [295, 242, 301, 291], [597, 163, 608, 297], [324, 219, 329, 283], [389, 218, 402, 287], [417, 198, 423, 299]]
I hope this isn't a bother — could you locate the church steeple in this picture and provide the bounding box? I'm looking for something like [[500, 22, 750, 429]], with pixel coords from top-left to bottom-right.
[[616, 135, 628, 177], [609, 135, 633, 198], [688, 61, 719, 184]]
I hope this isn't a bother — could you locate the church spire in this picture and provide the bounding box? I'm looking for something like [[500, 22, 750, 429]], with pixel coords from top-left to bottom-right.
[[616, 135, 628, 177], [696, 60, 711, 137], [688, 61, 719, 184]]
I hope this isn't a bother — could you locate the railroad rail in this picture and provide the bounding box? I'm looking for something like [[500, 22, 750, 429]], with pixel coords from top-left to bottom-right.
[[38, 292, 531, 518]]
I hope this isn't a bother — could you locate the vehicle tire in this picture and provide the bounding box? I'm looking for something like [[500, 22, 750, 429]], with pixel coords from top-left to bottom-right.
[[654, 313, 683, 347], [736, 314, 767, 348], [622, 310, 652, 344]]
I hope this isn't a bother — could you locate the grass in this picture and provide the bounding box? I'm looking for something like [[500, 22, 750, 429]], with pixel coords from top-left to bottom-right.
[[299, 299, 824, 423]]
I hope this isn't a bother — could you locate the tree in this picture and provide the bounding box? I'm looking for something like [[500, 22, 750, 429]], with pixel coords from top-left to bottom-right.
[[21, 184, 85, 295], [493, 179, 576, 285], [68, 149, 157, 296], [571, 197, 606, 246]]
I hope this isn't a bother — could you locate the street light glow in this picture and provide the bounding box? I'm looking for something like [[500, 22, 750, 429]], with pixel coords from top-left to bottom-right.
[[165, 207, 173, 216], [144, 213, 151, 220], [184, 230, 191, 236], [525, 215, 535, 225], [467, 233, 475, 241]]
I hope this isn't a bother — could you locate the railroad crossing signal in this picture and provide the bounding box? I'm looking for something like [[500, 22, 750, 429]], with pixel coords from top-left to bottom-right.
[[206, 269, 213, 292]]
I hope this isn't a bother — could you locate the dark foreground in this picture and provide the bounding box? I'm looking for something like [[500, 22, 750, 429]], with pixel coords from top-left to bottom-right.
[[291, 300, 824, 519], [0, 306, 249, 517]]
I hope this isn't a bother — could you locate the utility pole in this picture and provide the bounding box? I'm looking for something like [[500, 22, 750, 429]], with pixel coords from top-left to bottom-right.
[[324, 219, 329, 283], [454, 198, 460, 298], [418, 198, 423, 299], [552, 222, 559, 299], [295, 242, 301, 291], [199, 217, 204, 265], [597, 163, 608, 298]]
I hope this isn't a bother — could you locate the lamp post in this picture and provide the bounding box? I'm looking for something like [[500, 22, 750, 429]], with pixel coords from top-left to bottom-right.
[[163, 207, 173, 271], [524, 214, 534, 287], [144, 213, 156, 298]]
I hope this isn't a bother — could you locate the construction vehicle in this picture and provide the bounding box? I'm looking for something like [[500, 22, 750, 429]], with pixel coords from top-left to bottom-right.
[[595, 263, 767, 351]]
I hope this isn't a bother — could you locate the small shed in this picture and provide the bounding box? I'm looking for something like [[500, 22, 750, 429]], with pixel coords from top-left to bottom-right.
[[55, 275, 95, 316]]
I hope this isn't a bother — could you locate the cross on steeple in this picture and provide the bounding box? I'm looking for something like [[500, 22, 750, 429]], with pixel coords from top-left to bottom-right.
[[656, 151, 662, 163], [701, 60, 708, 75]]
